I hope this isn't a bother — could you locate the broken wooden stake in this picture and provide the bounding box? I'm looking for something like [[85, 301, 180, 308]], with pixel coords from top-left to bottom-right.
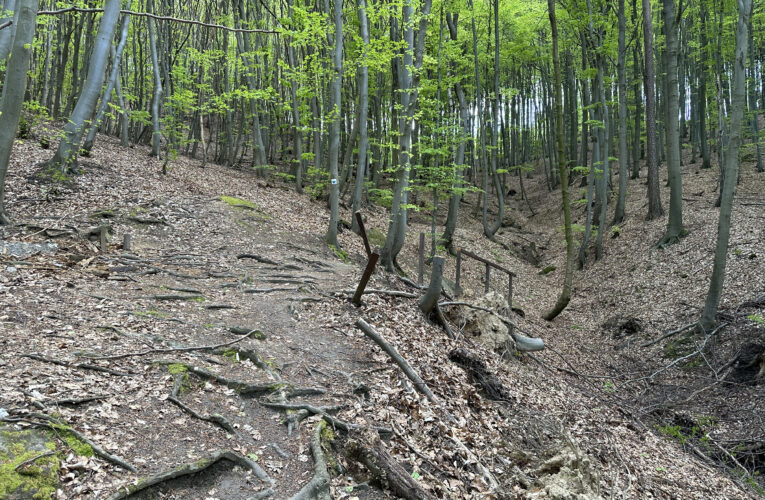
[[122, 233, 132, 251], [352, 249, 379, 306]]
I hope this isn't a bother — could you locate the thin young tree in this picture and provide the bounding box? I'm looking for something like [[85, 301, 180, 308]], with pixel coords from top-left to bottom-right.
[[643, 0, 663, 220], [656, 0, 684, 246], [543, 0, 575, 321], [350, 0, 369, 235], [0, 0, 38, 225], [699, 0, 751, 331]]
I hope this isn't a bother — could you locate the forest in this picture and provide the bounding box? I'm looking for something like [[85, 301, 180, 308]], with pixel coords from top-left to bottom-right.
[[0, 0, 763, 497]]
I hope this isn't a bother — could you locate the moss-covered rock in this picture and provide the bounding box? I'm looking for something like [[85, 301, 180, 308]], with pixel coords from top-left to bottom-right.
[[0, 424, 60, 499]]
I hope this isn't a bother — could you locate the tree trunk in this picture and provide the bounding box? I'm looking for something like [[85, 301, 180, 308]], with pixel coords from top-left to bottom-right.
[[0, 0, 37, 225], [643, 0, 663, 220], [656, 0, 684, 246], [325, 0, 342, 249], [700, 0, 750, 330], [45, 0, 121, 171], [351, 0, 369, 235], [543, 0, 575, 321], [613, 0, 629, 224], [82, 14, 131, 156]]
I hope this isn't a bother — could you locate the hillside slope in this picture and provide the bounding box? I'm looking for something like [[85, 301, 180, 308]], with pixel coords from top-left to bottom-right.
[[0, 134, 762, 499]]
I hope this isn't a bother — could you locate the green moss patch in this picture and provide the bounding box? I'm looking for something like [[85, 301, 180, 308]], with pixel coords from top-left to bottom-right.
[[220, 196, 258, 210], [0, 425, 60, 499]]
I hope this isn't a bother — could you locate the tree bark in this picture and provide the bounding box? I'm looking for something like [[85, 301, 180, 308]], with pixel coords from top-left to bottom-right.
[[45, 0, 121, 171], [700, 0, 750, 331], [0, 0, 37, 225], [543, 0, 575, 321], [324, 0, 342, 249], [643, 0, 663, 220]]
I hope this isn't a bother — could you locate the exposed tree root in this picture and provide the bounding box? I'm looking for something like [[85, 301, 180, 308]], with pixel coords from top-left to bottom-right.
[[159, 361, 279, 396], [3, 414, 137, 472], [167, 375, 239, 435], [244, 287, 294, 294], [104, 450, 274, 500], [148, 294, 206, 301], [259, 401, 391, 437], [212, 345, 281, 381], [23, 353, 130, 376], [237, 253, 279, 265], [343, 428, 437, 500], [87, 329, 259, 360], [287, 421, 331, 500]]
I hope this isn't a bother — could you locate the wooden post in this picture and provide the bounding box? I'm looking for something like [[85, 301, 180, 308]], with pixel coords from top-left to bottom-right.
[[99, 225, 108, 253], [354, 211, 371, 257], [122, 233, 132, 252], [455, 250, 461, 297], [484, 262, 490, 293], [507, 274, 513, 310], [352, 250, 380, 306], [418, 232, 425, 285]]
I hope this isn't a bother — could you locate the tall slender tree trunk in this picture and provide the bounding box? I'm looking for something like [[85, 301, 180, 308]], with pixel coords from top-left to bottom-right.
[[441, 12, 466, 255], [0, 0, 38, 225], [325, 0, 342, 249], [543, 0, 575, 321], [643, 0, 663, 220], [656, 0, 684, 246], [613, 0, 629, 224], [351, 0, 369, 235], [700, 0, 750, 330], [45, 0, 121, 171], [82, 14, 131, 155]]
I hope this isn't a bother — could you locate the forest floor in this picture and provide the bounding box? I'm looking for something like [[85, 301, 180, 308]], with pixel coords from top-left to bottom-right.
[[0, 131, 763, 499]]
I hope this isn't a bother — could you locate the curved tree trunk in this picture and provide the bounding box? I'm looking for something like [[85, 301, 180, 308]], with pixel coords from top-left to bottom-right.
[[543, 0, 575, 321], [45, 0, 121, 171], [700, 0, 750, 330], [82, 14, 131, 156]]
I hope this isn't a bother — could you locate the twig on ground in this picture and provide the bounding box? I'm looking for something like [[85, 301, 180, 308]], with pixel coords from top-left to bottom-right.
[[640, 322, 695, 348], [340, 289, 417, 298], [14, 451, 57, 471]]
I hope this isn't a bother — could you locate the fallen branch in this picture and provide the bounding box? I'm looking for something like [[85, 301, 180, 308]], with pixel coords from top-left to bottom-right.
[[105, 450, 274, 500], [288, 421, 330, 500], [450, 432, 499, 492], [244, 287, 293, 294], [640, 322, 695, 348], [341, 289, 417, 298], [644, 323, 727, 381], [23, 353, 129, 376], [355, 319, 438, 405], [86, 329, 259, 360]]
